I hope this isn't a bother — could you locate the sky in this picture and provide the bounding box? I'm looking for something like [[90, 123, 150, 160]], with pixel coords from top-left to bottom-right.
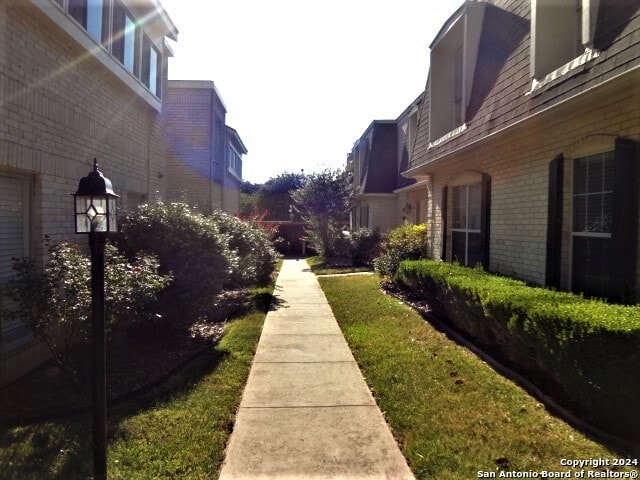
[[160, 0, 463, 184]]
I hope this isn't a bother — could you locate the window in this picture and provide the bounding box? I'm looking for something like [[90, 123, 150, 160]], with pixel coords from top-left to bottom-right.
[[571, 151, 614, 297], [451, 183, 482, 266], [531, 0, 599, 81], [0, 172, 31, 344], [141, 34, 161, 97], [453, 46, 463, 127], [228, 146, 242, 177], [429, 2, 485, 142], [112, 2, 138, 74], [361, 205, 369, 228], [68, 0, 108, 44]]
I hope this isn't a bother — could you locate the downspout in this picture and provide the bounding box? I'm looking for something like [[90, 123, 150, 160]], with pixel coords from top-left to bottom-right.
[[210, 89, 214, 214]]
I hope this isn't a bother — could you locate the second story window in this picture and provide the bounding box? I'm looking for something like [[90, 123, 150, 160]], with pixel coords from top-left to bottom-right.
[[112, 1, 138, 75], [453, 46, 463, 128], [51, 0, 170, 102], [429, 2, 485, 143], [228, 146, 242, 177], [142, 34, 161, 98], [69, 0, 108, 44], [531, 0, 599, 81]]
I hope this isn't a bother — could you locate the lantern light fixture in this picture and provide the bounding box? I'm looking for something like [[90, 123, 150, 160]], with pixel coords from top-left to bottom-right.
[[73, 158, 119, 234]]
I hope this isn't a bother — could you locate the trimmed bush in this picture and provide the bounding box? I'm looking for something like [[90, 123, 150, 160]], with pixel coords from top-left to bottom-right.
[[374, 223, 428, 277], [349, 228, 382, 267], [118, 202, 234, 307], [209, 210, 279, 287], [396, 259, 640, 441]]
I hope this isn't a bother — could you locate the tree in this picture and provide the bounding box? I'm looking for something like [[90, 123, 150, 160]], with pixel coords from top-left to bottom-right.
[[256, 172, 305, 220], [240, 172, 306, 219], [291, 168, 353, 257]]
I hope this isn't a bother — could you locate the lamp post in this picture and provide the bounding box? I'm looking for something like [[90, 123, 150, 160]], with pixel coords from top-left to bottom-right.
[[73, 159, 119, 480]]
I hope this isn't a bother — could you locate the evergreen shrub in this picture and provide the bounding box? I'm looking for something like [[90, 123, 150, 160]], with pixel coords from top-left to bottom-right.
[[349, 228, 382, 267], [119, 202, 234, 306], [209, 210, 279, 287], [396, 259, 640, 441], [374, 223, 429, 277]]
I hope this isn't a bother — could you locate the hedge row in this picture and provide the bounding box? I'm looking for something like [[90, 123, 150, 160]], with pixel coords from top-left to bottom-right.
[[396, 259, 640, 442]]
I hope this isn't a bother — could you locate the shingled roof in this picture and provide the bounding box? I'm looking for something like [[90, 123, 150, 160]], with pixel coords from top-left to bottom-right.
[[408, 0, 640, 174], [351, 121, 399, 194]]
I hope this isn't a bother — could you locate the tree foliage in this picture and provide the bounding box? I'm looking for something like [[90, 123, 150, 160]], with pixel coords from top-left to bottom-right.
[[240, 172, 306, 220], [4, 240, 170, 383], [291, 168, 353, 257], [374, 223, 429, 277]]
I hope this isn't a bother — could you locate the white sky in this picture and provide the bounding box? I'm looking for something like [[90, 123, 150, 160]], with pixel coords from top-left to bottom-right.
[[160, 0, 463, 184]]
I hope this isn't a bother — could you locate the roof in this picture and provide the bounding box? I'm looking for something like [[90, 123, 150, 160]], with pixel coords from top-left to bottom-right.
[[226, 126, 248, 154], [167, 80, 228, 112], [124, 0, 178, 41], [409, 0, 640, 174], [351, 121, 398, 194]]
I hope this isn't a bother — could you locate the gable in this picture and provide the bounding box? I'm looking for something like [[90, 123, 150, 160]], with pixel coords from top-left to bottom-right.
[[408, 0, 640, 174]]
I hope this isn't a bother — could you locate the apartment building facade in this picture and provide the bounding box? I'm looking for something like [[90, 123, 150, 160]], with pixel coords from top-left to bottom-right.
[[0, 0, 177, 385], [163, 80, 246, 215], [405, 0, 640, 302], [348, 94, 424, 233]]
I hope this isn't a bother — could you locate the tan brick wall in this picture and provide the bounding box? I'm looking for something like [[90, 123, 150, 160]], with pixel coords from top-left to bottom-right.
[[163, 83, 233, 214], [0, 2, 171, 384], [357, 195, 401, 233], [222, 184, 240, 215], [428, 79, 640, 289], [0, 3, 168, 245]]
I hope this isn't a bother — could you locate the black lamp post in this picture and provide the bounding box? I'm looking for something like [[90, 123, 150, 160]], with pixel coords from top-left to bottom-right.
[[73, 159, 119, 480]]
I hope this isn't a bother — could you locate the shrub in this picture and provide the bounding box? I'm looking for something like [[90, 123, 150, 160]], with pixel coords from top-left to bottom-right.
[[5, 242, 91, 379], [4, 240, 170, 383], [105, 243, 172, 329], [374, 223, 428, 277], [396, 259, 640, 441], [209, 210, 279, 287], [349, 228, 382, 267], [118, 202, 234, 307]]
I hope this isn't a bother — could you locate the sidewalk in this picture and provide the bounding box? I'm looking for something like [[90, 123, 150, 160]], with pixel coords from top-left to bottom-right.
[[218, 258, 415, 480]]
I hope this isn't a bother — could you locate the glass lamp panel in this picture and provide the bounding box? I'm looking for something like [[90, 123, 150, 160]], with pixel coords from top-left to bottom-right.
[[91, 197, 107, 232], [107, 196, 117, 232], [75, 196, 92, 233]]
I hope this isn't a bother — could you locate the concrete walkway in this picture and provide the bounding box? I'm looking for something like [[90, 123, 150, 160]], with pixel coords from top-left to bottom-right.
[[218, 259, 415, 480]]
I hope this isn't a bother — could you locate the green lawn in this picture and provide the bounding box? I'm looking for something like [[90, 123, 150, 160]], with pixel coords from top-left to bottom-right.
[[0, 286, 271, 480], [305, 255, 372, 275], [318, 274, 638, 479]]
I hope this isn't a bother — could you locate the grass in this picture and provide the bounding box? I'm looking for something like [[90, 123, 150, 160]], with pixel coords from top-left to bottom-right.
[[0, 284, 273, 480], [305, 255, 372, 275], [318, 274, 638, 480]]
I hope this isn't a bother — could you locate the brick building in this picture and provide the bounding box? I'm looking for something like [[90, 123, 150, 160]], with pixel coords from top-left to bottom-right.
[[348, 94, 424, 233], [163, 80, 246, 215], [405, 0, 640, 302], [0, 0, 178, 385]]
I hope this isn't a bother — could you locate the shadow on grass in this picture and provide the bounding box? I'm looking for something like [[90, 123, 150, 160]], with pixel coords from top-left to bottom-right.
[[0, 346, 230, 480], [252, 291, 285, 313]]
